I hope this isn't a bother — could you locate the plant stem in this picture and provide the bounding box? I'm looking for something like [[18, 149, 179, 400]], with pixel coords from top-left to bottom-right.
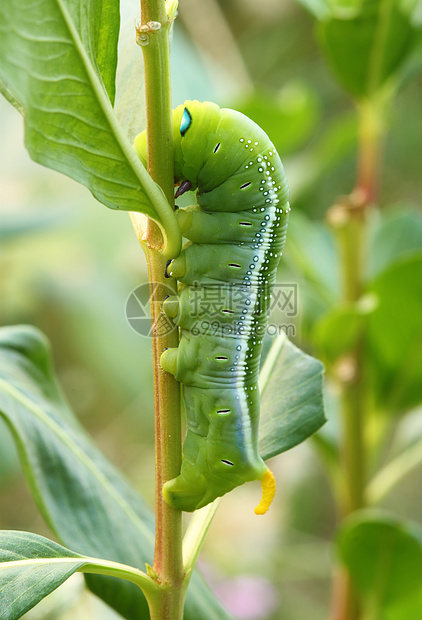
[[138, 1, 184, 617], [328, 198, 367, 620], [353, 99, 384, 206], [327, 95, 384, 619], [330, 566, 361, 620], [81, 558, 160, 596]]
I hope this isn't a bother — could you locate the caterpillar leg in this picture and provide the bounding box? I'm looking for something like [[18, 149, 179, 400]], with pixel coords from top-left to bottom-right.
[[160, 348, 178, 375], [165, 254, 186, 279], [163, 457, 208, 512], [163, 295, 179, 318], [160, 295, 180, 375]]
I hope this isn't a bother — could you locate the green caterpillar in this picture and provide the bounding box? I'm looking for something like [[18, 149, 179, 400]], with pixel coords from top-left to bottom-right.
[[135, 101, 290, 513]]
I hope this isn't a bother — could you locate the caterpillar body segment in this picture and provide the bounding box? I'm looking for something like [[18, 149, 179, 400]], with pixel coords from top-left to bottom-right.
[[135, 100, 290, 513]]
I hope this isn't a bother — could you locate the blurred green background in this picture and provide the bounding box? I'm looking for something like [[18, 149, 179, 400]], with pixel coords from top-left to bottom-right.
[[1, 0, 422, 618]]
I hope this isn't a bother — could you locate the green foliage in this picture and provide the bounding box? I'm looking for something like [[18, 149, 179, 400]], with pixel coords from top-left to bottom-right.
[[293, 205, 422, 417], [384, 587, 422, 620], [0, 0, 179, 255], [281, 211, 340, 340], [295, 0, 331, 19], [0, 532, 86, 620], [314, 297, 375, 364], [2, 0, 421, 616], [368, 253, 422, 412], [285, 210, 339, 300], [259, 334, 326, 460], [317, 0, 419, 99], [0, 325, 232, 620], [0, 531, 163, 620], [0, 324, 325, 618], [235, 83, 320, 156], [368, 205, 422, 277], [0, 325, 152, 619], [338, 510, 422, 614]]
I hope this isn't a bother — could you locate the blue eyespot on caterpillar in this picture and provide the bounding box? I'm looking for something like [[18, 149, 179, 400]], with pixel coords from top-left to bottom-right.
[[180, 106, 193, 136], [134, 100, 290, 514]]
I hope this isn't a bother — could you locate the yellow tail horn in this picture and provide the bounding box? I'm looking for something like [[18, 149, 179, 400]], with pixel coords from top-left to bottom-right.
[[254, 468, 276, 515]]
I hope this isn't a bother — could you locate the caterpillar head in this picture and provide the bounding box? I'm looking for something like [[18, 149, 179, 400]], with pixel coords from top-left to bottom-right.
[[172, 100, 221, 190], [172, 101, 276, 212]]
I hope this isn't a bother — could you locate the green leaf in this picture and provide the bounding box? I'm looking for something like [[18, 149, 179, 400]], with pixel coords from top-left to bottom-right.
[[259, 333, 326, 460], [0, 530, 159, 620], [338, 510, 422, 611], [285, 210, 340, 300], [0, 0, 179, 257], [384, 586, 422, 620], [114, 15, 147, 144], [90, 0, 120, 106], [367, 433, 422, 504], [367, 253, 422, 412], [0, 325, 232, 620], [369, 205, 422, 278], [235, 83, 320, 156], [0, 531, 85, 620], [313, 295, 377, 364], [318, 0, 419, 99], [0, 326, 153, 619], [294, 0, 331, 19]]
